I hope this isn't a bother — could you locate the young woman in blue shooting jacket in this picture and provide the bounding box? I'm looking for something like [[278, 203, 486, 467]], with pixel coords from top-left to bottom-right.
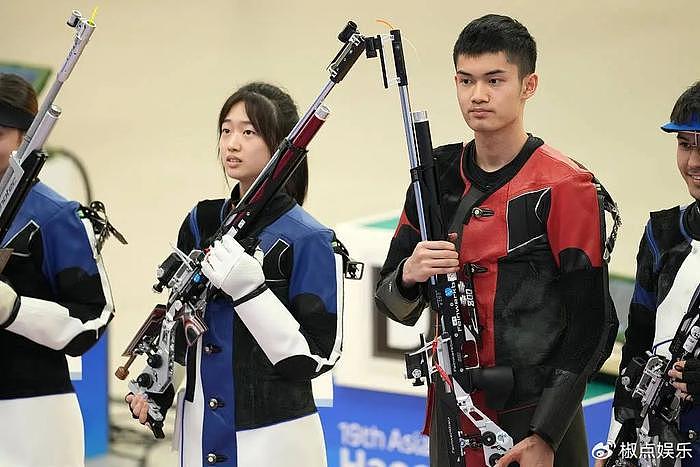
[[127, 82, 346, 467], [0, 73, 115, 466]]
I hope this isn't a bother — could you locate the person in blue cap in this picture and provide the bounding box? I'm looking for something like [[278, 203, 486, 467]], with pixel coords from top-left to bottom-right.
[[597, 81, 700, 467]]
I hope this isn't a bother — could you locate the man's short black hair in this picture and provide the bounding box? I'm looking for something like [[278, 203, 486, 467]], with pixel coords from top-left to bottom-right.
[[670, 81, 700, 124], [453, 14, 537, 78]]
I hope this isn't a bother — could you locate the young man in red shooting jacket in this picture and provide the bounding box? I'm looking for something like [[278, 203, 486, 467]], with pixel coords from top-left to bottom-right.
[[375, 14, 618, 467]]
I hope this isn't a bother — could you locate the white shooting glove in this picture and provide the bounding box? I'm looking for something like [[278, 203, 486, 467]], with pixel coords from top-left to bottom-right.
[[202, 234, 319, 369], [200, 234, 265, 302], [0, 280, 19, 327]]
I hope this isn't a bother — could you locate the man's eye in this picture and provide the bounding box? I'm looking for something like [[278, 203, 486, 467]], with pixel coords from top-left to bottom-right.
[[679, 142, 692, 150]]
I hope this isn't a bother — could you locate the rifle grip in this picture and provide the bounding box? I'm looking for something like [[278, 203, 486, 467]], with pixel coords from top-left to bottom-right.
[[148, 417, 165, 439]]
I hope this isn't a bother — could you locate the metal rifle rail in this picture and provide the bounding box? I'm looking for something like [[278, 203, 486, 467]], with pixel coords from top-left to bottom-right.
[[115, 21, 369, 439], [0, 9, 96, 244]]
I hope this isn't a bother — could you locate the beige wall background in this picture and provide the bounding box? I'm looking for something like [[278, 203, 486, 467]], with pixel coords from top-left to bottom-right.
[[2, 0, 699, 395]]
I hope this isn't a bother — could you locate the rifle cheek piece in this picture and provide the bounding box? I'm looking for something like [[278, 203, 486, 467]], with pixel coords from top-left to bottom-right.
[[471, 366, 515, 410]]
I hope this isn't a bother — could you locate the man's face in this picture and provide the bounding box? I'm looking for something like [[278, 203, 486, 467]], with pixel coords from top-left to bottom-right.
[[0, 125, 22, 174], [676, 131, 700, 200], [454, 52, 536, 134]]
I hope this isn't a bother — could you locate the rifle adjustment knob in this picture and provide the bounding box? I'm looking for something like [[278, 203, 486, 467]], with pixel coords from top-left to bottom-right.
[[338, 21, 357, 42], [481, 431, 496, 446], [147, 354, 163, 368], [488, 453, 502, 467], [136, 373, 154, 389]]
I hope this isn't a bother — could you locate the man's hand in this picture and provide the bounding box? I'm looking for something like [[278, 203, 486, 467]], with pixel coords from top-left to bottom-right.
[[402, 233, 460, 287], [668, 359, 700, 402], [495, 433, 554, 467]]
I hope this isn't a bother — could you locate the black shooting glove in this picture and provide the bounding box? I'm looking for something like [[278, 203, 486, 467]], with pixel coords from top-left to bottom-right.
[[677, 358, 700, 400]]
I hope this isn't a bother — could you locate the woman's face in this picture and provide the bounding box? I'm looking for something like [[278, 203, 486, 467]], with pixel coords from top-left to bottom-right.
[[219, 101, 272, 190], [0, 125, 22, 174]]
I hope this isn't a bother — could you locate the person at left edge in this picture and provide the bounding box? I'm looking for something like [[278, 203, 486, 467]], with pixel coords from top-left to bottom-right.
[[0, 73, 115, 467]]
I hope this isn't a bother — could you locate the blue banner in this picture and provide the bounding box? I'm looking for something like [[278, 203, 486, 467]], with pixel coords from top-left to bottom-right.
[[320, 384, 614, 467]]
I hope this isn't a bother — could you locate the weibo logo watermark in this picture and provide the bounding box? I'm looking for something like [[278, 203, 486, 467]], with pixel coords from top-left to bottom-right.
[[590, 440, 694, 461], [591, 442, 614, 460]]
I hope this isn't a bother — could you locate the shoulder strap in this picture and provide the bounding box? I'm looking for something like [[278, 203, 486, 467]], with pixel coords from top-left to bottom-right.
[[569, 158, 622, 263], [447, 185, 486, 249], [190, 200, 226, 249], [78, 200, 127, 253]]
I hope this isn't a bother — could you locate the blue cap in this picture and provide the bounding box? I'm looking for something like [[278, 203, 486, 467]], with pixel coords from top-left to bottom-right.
[[661, 113, 700, 133]]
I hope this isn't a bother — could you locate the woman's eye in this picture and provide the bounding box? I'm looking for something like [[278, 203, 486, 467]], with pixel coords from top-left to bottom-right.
[[243, 129, 255, 136]]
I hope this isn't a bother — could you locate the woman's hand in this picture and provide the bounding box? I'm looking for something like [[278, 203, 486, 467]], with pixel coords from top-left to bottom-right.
[[125, 392, 151, 425], [201, 234, 265, 301]]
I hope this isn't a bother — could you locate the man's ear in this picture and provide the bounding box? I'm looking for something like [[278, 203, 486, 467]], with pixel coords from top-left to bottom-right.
[[522, 73, 538, 100]]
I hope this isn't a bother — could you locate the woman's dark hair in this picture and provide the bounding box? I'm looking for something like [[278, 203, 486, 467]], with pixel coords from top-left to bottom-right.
[[0, 73, 38, 114], [0, 74, 38, 131], [218, 82, 307, 205]]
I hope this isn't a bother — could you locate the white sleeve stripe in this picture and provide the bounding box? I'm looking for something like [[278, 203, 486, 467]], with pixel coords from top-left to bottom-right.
[[80, 217, 116, 322], [8, 296, 111, 350], [5, 217, 114, 350], [236, 255, 344, 372], [235, 288, 313, 366]]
